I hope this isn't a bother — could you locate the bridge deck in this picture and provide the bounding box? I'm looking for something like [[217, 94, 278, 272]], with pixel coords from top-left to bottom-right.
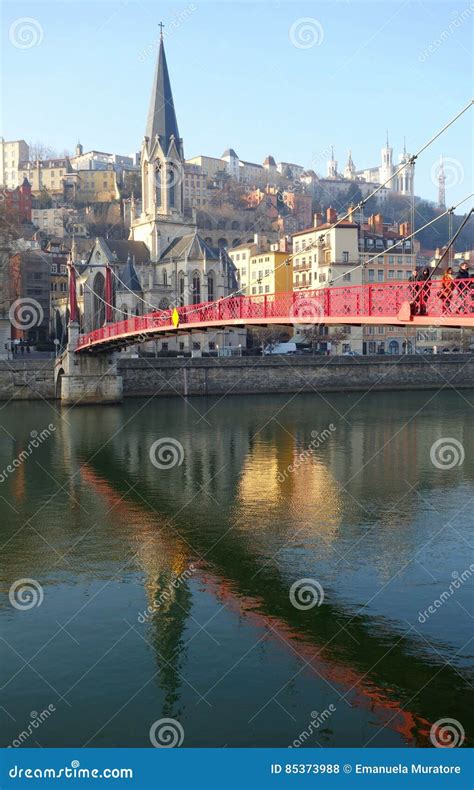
[[76, 279, 474, 353]]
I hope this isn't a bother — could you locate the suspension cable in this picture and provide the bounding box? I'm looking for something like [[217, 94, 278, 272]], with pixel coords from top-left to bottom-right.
[[82, 102, 473, 325]]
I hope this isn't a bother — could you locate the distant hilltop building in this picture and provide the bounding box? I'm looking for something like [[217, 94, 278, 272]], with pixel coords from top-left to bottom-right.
[[187, 149, 304, 186], [0, 138, 29, 189], [349, 134, 415, 195]]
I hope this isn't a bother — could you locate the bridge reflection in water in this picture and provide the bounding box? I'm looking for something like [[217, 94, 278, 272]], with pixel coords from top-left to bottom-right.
[[0, 392, 472, 747]]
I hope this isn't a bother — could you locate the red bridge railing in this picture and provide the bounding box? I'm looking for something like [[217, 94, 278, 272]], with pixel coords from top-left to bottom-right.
[[76, 278, 474, 351]]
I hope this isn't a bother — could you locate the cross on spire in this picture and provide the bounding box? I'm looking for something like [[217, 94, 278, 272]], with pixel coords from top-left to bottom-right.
[[159, 21, 164, 39]]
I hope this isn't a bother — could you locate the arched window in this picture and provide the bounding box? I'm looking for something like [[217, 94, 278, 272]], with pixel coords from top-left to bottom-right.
[[192, 273, 201, 305], [231, 221, 240, 230], [168, 164, 175, 208], [163, 269, 168, 285], [92, 272, 105, 330], [179, 274, 185, 306], [232, 238, 241, 247], [155, 164, 162, 207], [389, 340, 399, 355], [217, 238, 228, 249], [207, 271, 215, 302]]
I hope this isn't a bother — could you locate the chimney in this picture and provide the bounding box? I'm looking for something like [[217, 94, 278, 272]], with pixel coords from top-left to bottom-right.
[[313, 212, 323, 227], [374, 212, 384, 234], [348, 204, 356, 223], [326, 207, 337, 225], [399, 221, 411, 237]]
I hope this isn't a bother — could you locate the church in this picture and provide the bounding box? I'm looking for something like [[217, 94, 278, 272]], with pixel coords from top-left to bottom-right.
[[78, 31, 243, 354]]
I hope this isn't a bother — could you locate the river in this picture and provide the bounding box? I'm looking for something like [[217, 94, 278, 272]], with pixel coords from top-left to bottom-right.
[[0, 391, 472, 748]]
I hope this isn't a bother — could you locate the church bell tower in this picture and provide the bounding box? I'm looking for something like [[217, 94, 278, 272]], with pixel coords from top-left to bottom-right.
[[130, 25, 194, 261]]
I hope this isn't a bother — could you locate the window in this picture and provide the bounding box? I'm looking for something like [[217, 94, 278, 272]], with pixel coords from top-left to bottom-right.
[[252, 286, 257, 294], [319, 273, 326, 283], [192, 274, 201, 304], [388, 256, 394, 264], [162, 342, 168, 350], [377, 270, 384, 282], [258, 286, 263, 294], [265, 269, 269, 276], [388, 270, 394, 279], [397, 257, 403, 264], [179, 341, 185, 351], [209, 341, 216, 350], [295, 242, 300, 252], [397, 270, 403, 279], [207, 273, 214, 301], [343, 272, 351, 281], [342, 251, 349, 263], [265, 285, 270, 293], [236, 254, 240, 261], [192, 342, 201, 350], [51, 264, 57, 273]]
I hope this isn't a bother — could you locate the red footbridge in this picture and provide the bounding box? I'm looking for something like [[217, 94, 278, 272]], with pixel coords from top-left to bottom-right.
[[76, 279, 474, 353]]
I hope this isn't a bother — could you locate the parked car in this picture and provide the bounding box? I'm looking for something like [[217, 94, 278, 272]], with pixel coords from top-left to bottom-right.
[[343, 351, 360, 356]]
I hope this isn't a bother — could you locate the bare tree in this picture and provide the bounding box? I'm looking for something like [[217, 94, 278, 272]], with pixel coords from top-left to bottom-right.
[[28, 141, 57, 161]]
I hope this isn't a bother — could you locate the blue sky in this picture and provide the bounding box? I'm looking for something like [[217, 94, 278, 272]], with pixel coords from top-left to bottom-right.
[[2, 1, 472, 206]]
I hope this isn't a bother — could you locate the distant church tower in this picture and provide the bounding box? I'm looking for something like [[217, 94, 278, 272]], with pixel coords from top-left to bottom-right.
[[327, 146, 338, 178], [438, 156, 446, 209], [344, 150, 355, 180], [396, 139, 414, 195], [379, 132, 394, 188], [129, 26, 194, 261]]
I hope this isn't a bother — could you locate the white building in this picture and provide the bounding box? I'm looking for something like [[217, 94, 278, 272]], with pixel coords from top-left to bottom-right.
[[0, 138, 29, 188]]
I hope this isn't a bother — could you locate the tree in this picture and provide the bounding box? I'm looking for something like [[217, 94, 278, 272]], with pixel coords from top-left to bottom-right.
[[28, 141, 57, 161], [329, 327, 348, 353], [247, 326, 288, 352], [36, 187, 53, 208]]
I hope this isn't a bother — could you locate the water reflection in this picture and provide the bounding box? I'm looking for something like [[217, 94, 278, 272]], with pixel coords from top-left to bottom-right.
[[0, 392, 472, 747]]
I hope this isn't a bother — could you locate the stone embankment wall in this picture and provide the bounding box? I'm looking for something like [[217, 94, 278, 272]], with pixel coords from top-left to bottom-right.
[[118, 355, 474, 398], [0, 360, 55, 401], [0, 356, 473, 402]]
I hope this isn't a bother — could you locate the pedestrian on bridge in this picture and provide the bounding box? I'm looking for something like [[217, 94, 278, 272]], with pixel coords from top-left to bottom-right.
[[418, 267, 432, 316], [455, 261, 472, 313], [440, 267, 455, 314], [409, 269, 422, 315]]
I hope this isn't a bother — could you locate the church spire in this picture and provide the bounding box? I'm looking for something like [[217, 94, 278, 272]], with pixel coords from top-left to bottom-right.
[[145, 27, 181, 156]]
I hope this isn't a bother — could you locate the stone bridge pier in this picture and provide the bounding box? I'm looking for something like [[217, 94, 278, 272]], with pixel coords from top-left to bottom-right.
[[54, 323, 123, 405]]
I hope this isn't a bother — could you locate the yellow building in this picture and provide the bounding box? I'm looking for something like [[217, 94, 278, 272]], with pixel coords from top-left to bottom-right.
[[18, 158, 73, 196], [229, 234, 292, 295], [76, 168, 120, 202]]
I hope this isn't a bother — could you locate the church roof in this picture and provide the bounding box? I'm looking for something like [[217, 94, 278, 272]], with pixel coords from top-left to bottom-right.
[[222, 148, 238, 158], [145, 37, 180, 153], [102, 239, 150, 264], [159, 232, 223, 263], [117, 253, 141, 292]]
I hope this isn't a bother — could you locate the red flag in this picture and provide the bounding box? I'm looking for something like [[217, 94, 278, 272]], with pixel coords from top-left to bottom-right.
[[68, 263, 78, 323], [105, 265, 113, 323]]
